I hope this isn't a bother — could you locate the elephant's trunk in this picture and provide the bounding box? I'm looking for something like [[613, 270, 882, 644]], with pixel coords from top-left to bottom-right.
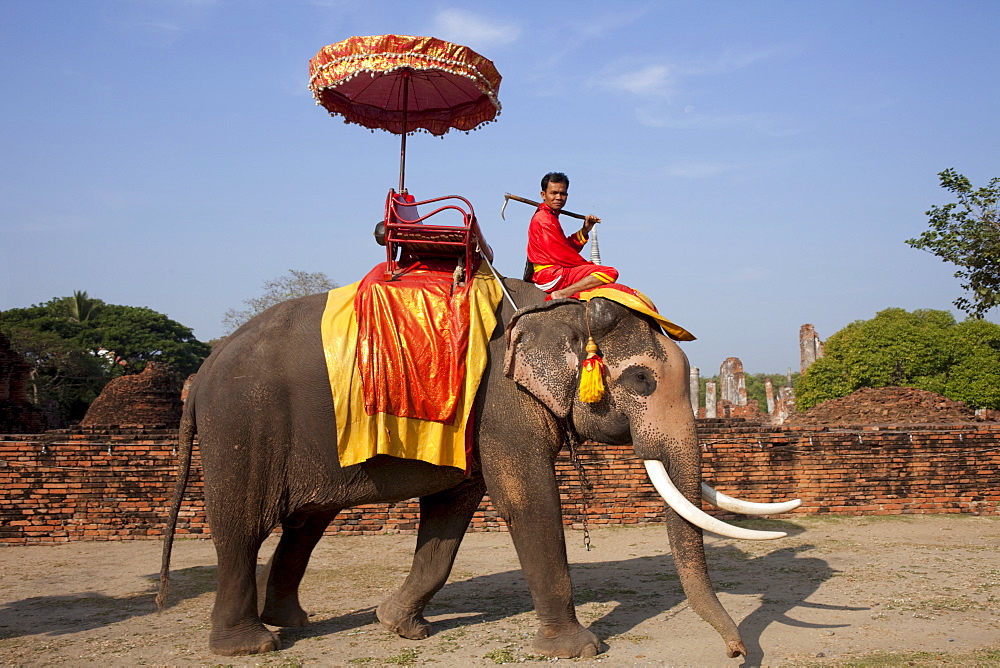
[[631, 389, 747, 659], [651, 436, 747, 658], [666, 504, 746, 658]]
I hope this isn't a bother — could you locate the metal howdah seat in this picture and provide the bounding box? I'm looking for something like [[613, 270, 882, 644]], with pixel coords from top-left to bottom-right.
[[383, 189, 494, 283]]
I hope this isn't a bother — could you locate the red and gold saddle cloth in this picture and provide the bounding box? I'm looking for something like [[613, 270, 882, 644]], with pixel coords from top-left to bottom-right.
[[321, 262, 503, 472]]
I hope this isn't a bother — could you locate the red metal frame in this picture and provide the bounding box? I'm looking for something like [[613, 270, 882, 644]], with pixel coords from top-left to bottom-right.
[[383, 189, 494, 282]]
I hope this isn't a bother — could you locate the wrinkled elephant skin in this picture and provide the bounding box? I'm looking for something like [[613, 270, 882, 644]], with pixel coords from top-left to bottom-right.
[[159, 278, 749, 659]]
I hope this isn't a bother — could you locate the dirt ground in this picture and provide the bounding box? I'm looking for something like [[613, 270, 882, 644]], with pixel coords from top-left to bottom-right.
[[0, 515, 998, 667]]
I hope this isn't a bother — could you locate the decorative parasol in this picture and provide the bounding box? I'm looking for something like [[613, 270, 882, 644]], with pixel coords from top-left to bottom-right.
[[309, 34, 502, 192]]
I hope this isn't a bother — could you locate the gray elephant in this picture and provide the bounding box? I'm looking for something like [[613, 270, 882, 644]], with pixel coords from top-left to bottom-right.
[[158, 278, 798, 659]]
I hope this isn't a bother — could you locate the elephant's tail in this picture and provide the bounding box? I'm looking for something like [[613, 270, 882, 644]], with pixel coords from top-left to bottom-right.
[[156, 400, 196, 612]]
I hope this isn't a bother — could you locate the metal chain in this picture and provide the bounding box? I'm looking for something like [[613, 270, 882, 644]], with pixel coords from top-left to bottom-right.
[[564, 427, 593, 551]]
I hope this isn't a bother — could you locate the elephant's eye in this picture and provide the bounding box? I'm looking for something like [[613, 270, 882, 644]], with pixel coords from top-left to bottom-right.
[[620, 365, 656, 396]]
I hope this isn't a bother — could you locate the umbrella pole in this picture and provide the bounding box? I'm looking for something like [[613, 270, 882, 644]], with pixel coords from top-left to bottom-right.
[[398, 70, 410, 192]]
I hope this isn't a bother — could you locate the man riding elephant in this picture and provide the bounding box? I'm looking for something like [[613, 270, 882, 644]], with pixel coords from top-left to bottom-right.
[[158, 268, 800, 660], [526, 172, 619, 300]]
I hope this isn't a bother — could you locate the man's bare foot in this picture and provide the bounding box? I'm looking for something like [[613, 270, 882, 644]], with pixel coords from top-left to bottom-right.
[[550, 275, 604, 300], [550, 288, 578, 300]]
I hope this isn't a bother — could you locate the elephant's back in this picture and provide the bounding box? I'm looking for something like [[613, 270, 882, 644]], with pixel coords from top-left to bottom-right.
[[191, 292, 335, 443]]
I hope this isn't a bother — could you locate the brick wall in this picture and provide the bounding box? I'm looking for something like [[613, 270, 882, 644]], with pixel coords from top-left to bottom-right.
[[1, 420, 997, 545], [0, 429, 206, 544]]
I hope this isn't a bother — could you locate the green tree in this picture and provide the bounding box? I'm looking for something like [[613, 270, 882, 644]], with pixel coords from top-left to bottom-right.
[[1, 296, 211, 422], [907, 169, 1000, 318], [51, 290, 103, 323], [222, 269, 338, 335], [3, 316, 107, 420], [942, 318, 1000, 409], [90, 304, 209, 377], [794, 307, 1000, 410]]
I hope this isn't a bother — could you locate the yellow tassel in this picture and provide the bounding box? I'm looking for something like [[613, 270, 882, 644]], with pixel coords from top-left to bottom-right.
[[579, 336, 605, 403]]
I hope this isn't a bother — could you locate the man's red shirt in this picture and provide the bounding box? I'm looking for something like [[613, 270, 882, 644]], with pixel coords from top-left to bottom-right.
[[526, 203, 589, 268]]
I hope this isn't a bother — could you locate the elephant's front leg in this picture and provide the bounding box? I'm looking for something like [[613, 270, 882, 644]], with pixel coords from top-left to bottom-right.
[[377, 476, 487, 639], [483, 454, 600, 659]]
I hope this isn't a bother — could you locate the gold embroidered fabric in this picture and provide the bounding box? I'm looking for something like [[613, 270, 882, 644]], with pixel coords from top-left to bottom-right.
[[320, 266, 502, 472]]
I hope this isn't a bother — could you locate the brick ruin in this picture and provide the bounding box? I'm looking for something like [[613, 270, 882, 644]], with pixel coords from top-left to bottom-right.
[[718, 357, 746, 405], [700, 357, 762, 419], [697, 325, 816, 422], [788, 386, 977, 426], [1, 324, 997, 544], [688, 366, 699, 414], [704, 380, 717, 418], [690, 321, 999, 427], [1, 421, 997, 544], [772, 386, 796, 424], [79, 361, 183, 429], [0, 331, 45, 434], [800, 323, 824, 374]]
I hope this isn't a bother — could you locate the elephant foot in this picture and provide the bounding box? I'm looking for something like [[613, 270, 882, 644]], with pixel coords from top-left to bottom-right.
[[532, 624, 601, 659], [209, 623, 281, 656], [260, 600, 310, 627], [377, 598, 432, 640]]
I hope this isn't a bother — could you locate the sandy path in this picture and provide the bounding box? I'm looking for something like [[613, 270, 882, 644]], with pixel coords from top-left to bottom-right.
[[0, 515, 998, 666]]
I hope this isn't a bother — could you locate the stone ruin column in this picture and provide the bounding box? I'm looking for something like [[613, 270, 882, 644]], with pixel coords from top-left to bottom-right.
[[772, 386, 797, 424], [689, 366, 699, 415], [718, 357, 747, 406], [705, 380, 717, 418], [764, 377, 775, 414], [800, 324, 825, 374]]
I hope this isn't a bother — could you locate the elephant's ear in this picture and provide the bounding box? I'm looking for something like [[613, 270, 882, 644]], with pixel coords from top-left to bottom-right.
[[504, 300, 585, 418]]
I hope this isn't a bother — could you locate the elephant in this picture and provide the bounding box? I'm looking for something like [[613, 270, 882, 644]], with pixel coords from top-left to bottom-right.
[[157, 277, 799, 659]]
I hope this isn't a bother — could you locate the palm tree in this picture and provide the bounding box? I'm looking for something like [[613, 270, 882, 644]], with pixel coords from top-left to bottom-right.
[[64, 290, 101, 322]]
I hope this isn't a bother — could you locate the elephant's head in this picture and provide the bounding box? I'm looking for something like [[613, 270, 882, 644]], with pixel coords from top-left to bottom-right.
[[505, 296, 799, 657]]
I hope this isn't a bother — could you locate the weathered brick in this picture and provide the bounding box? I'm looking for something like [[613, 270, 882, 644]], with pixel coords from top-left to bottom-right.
[[0, 422, 997, 544]]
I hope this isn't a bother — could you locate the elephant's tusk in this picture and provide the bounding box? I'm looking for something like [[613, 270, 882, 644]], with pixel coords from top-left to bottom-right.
[[700, 483, 802, 515], [643, 461, 787, 540]]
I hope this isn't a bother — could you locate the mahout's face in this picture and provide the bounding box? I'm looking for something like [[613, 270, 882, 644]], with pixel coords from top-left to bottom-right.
[[541, 181, 568, 212]]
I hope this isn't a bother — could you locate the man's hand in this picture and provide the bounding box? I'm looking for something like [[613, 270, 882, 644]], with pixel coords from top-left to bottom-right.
[[582, 214, 601, 235]]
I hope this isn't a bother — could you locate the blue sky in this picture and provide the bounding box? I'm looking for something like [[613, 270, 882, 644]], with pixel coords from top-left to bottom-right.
[[2, 0, 998, 375]]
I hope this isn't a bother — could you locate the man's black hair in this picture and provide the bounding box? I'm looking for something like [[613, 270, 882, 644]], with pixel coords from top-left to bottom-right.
[[541, 172, 569, 191]]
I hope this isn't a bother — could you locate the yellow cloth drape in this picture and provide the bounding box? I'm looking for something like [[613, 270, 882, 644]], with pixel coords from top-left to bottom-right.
[[321, 268, 502, 471]]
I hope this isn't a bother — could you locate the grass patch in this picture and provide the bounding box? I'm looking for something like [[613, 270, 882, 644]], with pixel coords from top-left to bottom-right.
[[792, 515, 918, 527], [884, 596, 988, 613], [607, 633, 652, 645], [484, 647, 515, 663], [976, 569, 1000, 590], [794, 646, 1000, 666], [383, 647, 419, 665], [483, 645, 545, 664]]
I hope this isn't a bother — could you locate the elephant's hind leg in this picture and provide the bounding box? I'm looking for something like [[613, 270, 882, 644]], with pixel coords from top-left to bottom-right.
[[259, 513, 335, 627], [377, 476, 486, 640], [210, 532, 281, 656]]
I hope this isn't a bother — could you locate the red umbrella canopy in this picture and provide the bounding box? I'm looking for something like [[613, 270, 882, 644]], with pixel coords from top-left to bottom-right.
[[309, 34, 502, 137]]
